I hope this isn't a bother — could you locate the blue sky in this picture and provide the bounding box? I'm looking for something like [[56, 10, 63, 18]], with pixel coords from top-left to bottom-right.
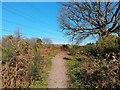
[[2, 2, 96, 45]]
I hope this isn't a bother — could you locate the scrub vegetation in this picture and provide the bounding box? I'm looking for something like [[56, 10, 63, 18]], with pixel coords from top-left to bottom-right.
[[65, 35, 120, 88], [1, 34, 59, 88]]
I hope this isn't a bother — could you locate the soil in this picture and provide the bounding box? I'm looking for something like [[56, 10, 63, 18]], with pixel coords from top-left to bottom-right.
[[47, 51, 68, 88]]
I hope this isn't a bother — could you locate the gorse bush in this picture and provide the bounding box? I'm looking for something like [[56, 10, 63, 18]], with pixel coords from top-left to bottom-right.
[[2, 35, 34, 88], [28, 43, 41, 81], [68, 47, 76, 55], [79, 35, 120, 60], [96, 35, 119, 54], [68, 59, 120, 88], [67, 35, 120, 89], [2, 35, 14, 64], [68, 45, 80, 56], [2, 34, 58, 88]]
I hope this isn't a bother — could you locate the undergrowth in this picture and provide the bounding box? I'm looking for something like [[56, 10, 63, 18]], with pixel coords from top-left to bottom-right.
[[66, 35, 120, 89]]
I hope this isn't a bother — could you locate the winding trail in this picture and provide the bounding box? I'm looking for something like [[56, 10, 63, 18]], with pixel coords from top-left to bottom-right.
[[47, 51, 68, 88]]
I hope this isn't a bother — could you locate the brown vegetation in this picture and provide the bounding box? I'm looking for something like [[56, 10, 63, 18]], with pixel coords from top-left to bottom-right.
[[1, 35, 59, 88], [66, 35, 120, 88]]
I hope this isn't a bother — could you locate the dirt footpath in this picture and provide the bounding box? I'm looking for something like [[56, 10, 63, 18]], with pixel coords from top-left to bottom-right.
[[47, 51, 68, 88]]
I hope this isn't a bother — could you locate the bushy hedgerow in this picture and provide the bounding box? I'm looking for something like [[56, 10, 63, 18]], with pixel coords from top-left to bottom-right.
[[96, 35, 119, 53], [79, 35, 120, 60], [2, 36, 34, 88], [68, 45, 80, 55], [67, 35, 120, 89], [2, 35, 59, 88], [2, 35, 43, 88], [68, 59, 120, 89]]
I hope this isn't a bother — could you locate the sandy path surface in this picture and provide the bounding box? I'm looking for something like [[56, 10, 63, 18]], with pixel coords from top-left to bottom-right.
[[47, 51, 68, 88]]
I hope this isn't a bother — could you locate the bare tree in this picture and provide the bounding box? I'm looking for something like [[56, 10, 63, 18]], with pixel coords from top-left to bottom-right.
[[42, 38, 52, 44], [58, 2, 120, 44], [14, 27, 21, 40]]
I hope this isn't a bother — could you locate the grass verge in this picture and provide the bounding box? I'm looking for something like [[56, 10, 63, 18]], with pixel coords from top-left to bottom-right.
[[30, 50, 58, 88], [66, 59, 80, 88]]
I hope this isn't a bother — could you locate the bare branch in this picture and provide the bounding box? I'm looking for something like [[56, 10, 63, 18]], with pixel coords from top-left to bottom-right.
[[58, 2, 120, 43]]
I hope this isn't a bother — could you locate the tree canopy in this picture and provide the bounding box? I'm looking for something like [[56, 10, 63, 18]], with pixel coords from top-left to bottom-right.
[[36, 38, 42, 44], [58, 2, 120, 44]]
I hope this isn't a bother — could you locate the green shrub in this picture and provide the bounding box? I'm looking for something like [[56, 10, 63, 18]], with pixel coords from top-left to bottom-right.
[[96, 35, 119, 53], [68, 59, 120, 88], [67, 35, 120, 88], [68, 48, 76, 55], [78, 35, 120, 60], [61, 44, 69, 51], [28, 43, 41, 82], [68, 45, 80, 55]]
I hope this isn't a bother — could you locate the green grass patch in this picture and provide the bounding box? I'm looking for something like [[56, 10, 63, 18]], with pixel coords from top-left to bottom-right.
[[42, 51, 58, 87], [66, 59, 80, 88]]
